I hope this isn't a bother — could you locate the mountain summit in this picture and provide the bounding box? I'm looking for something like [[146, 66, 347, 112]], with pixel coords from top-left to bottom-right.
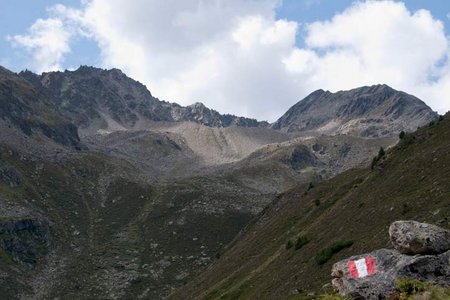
[[17, 67, 437, 139], [19, 66, 268, 136], [272, 84, 437, 137]]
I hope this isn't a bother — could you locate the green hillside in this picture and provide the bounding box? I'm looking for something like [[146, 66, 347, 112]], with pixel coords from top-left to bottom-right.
[[171, 114, 450, 299]]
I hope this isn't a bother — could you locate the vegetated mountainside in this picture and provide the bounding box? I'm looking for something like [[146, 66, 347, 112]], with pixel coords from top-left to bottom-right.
[[0, 64, 439, 299], [172, 114, 450, 300], [0, 144, 278, 299], [0, 133, 392, 299], [272, 85, 438, 138]]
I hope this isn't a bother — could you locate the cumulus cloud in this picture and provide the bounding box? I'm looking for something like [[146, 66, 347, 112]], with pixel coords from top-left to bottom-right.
[[9, 17, 72, 72], [285, 1, 450, 113], [8, 4, 87, 72], [8, 0, 450, 120], [78, 0, 296, 119]]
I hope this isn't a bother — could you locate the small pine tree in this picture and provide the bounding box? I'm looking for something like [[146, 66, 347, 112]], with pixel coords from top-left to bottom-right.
[[399, 131, 405, 139], [295, 236, 309, 250], [371, 156, 378, 170], [378, 147, 385, 158]]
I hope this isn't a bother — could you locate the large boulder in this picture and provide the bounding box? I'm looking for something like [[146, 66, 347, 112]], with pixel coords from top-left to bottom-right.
[[389, 220, 450, 255], [331, 249, 450, 299]]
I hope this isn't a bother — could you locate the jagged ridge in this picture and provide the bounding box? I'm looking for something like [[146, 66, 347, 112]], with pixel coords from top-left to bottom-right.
[[19, 66, 268, 134]]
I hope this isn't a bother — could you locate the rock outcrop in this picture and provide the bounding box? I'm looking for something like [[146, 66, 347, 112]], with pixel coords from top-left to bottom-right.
[[0, 153, 21, 187], [0, 67, 83, 149], [332, 221, 450, 299], [0, 217, 50, 267]]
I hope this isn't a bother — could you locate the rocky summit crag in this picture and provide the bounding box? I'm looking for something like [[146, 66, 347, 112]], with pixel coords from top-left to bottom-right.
[[271, 84, 437, 137], [19, 66, 267, 135], [0, 65, 441, 299]]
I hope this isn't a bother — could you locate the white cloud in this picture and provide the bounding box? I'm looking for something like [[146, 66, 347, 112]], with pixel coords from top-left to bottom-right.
[[9, 17, 72, 72], [8, 4, 88, 73], [287, 1, 450, 114], [78, 0, 295, 119], [8, 0, 450, 120]]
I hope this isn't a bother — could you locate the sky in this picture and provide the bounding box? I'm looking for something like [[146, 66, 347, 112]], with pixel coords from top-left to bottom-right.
[[1, 0, 450, 122]]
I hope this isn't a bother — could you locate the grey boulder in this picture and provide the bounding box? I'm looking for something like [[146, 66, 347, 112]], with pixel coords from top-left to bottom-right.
[[331, 249, 450, 299], [389, 220, 450, 255]]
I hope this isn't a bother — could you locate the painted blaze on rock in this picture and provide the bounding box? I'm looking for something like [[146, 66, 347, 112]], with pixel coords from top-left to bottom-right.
[[347, 256, 376, 279]]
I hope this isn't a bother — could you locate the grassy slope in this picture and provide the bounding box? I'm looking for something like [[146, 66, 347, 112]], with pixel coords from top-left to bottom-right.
[[0, 140, 272, 299], [172, 114, 450, 300]]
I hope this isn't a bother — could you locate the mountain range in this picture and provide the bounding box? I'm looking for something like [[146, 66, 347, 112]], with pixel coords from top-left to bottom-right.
[[0, 65, 440, 299]]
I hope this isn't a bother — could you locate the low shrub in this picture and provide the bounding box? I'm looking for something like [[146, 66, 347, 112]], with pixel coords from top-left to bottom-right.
[[315, 240, 353, 265], [395, 277, 427, 295], [286, 239, 294, 250], [295, 236, 309, 250], [371, 147, 386, 170], [398, 132, 415, 149], [393, 277, 450, 300]]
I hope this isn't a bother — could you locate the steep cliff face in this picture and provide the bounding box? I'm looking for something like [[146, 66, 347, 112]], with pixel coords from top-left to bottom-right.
[[272, 85, 437, 137], [0, 67, 82, 149]]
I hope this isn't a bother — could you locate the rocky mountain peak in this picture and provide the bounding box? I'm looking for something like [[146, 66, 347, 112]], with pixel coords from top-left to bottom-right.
[[12, 65, 439, 138], [15, 66, 266, 133], [272, 84, 437, 137]]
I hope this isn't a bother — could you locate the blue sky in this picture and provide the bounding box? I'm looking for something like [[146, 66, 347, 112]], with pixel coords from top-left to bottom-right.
[[2, 1, 449, 71], [0, 0, 98, 69], [1, 1, 449, 120]]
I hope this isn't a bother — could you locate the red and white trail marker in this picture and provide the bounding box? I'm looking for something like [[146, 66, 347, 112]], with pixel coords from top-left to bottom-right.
[[347, 256, 376, 279]]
